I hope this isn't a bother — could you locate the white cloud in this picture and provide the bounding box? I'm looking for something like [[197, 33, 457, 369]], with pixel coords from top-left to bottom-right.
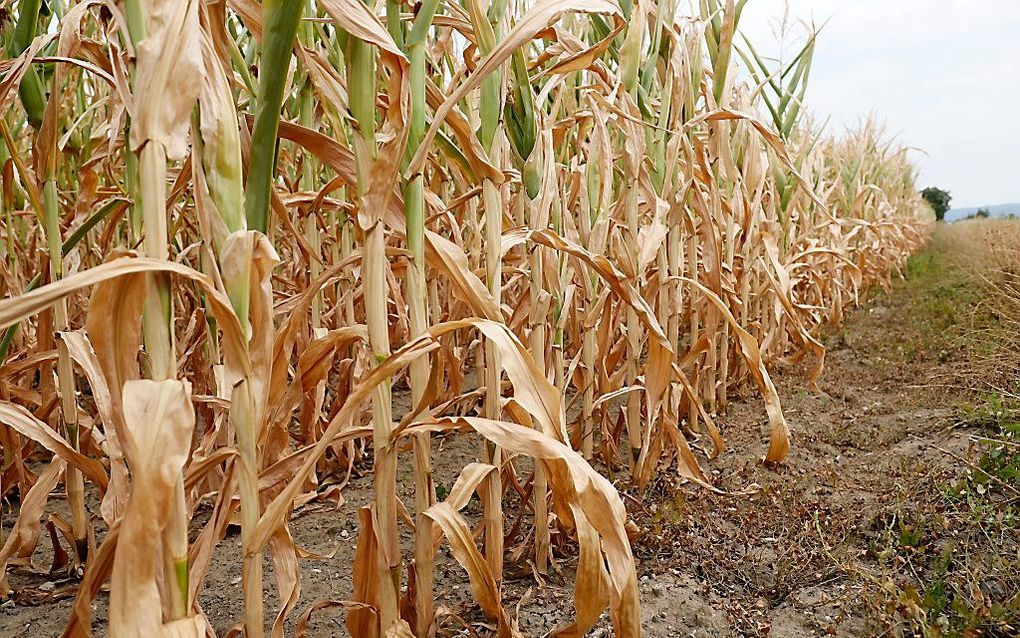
[[727, 0, 1020, 207]]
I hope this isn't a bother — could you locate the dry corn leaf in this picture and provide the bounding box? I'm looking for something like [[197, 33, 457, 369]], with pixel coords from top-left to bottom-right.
[[109, 380, 208, 637], [130, 0, 202, 159], [414, 416, 640, 638], [0, 458, 65, 577], [0, 402, 108, 491]]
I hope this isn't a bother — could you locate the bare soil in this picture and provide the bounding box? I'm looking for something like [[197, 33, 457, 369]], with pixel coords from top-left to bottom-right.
[[3, 232, 1017, 637]]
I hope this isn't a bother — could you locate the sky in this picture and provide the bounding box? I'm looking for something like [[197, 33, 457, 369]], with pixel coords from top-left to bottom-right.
[[723, 0, 1020, 209]]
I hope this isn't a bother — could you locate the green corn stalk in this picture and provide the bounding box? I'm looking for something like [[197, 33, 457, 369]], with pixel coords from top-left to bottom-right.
[[581, 115, 606, 462], [298, 21, 322, 329], [120, 0, 173, 381], [1, 151, 11, 269], [464, 0, 506, 586], [244, 0, 306, 234], [505, 40, 550, 573], [345, 17, 401, 629], [211, 4, 303, 635], [137, 141, 175, 379], [403, 1, 442, 633], [41, 134, 89, 569]]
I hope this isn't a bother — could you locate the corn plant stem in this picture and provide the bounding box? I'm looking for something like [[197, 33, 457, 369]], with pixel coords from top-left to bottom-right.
[[719, 205, 736, 410], [138, 141, 191, 616], [624, 180, 642, 459], [581, 118, 603, 463], [523, 192, 550, 573], [687, 231, 700, 430], [367, 223, 400, 626], [579, 181, 598, 460], [461, 0, 507, 583], [2, 137, 12, 265], [298, 78, 322, 328], [470, 198, 483, 385], [481, 176, 504, 583], [341, 216, 355, 325], [237, 3, 303, 634], [192, 90, 251, 619], [407, 36, 436, 638], [139, 143, 174, 379], [621, 5, 645, 467], [656, 245, 668, 342], [348, 30, 400, 629], [123, 0, 189, 611], [164, 478, 189, 618], [470, 0, 507, 586], [244, 0, 305, 234], [43, 176, 88, 565], [667, 224, 683, 421], [504, 13, 545, 566], [581, 323, 597, 454], [3, 200, 12, 268], [233, 165, 263, 638], [29, 44, 87, 565], [0, 517, 6, 597], [125, 132, 142, 240], [551, 194, 567, 418], [226, 381, 263, 637]]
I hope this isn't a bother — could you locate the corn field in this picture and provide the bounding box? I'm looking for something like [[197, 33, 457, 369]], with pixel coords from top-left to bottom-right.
[[0, 0, 930, 636]]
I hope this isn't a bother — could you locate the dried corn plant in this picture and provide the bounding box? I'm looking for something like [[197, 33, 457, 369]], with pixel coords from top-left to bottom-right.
[[0, 0, 930, 636]]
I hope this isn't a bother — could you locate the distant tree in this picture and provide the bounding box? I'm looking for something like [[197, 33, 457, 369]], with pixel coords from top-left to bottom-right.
[[976, 208, 990, 219], [921, 187, 952, 222]]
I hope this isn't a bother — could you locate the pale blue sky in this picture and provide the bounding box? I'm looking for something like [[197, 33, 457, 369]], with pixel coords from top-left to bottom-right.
[[727, 0, 1020, 208]]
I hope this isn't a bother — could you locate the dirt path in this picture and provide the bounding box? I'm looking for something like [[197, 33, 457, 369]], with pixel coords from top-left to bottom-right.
[[3, 228, 1016, 637], [626, 229, 1018, 637]]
